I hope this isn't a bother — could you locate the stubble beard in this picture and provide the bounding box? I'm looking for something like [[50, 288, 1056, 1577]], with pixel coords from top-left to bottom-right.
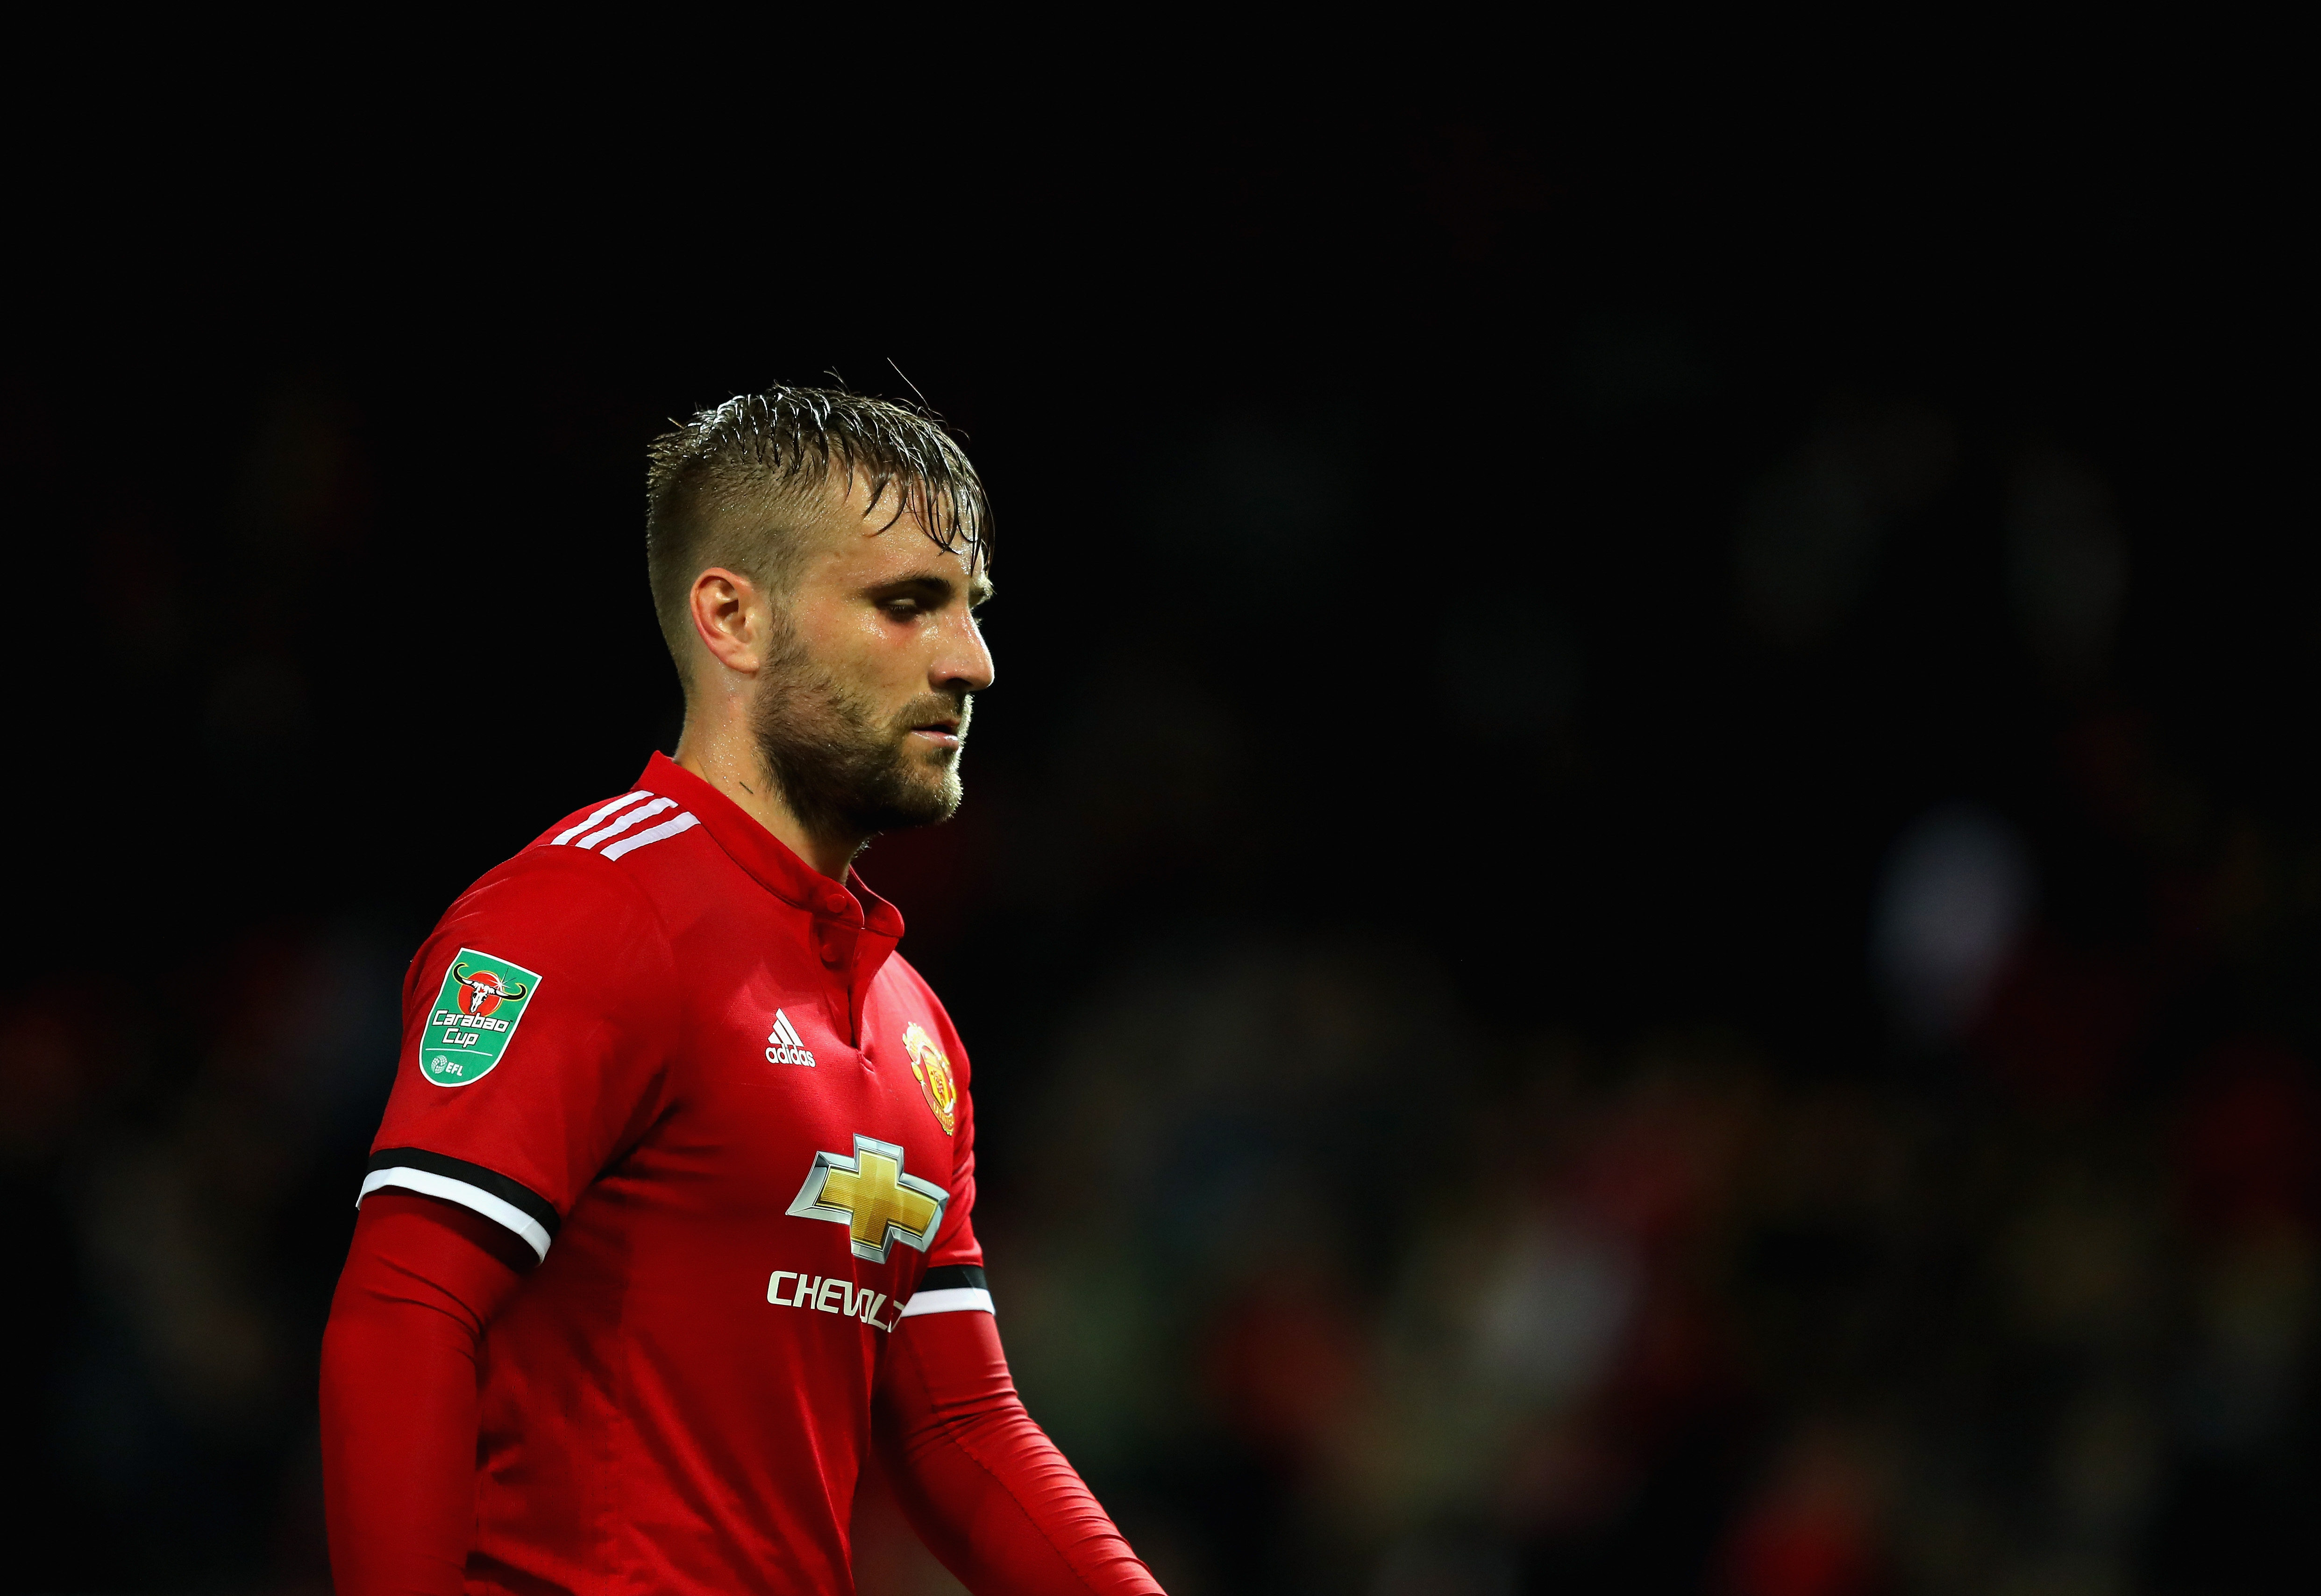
[[748, 627, 969, 848]]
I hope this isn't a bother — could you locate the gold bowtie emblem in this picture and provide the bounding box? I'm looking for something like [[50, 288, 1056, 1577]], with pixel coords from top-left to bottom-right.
[[787, 1135, 947, 1263]]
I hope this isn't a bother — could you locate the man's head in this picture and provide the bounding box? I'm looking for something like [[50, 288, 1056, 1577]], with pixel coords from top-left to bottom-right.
[[648, 387, 995, 854]]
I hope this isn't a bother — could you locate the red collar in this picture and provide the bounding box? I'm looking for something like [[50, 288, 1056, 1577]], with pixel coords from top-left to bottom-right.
[[637, 752, 905, 940]]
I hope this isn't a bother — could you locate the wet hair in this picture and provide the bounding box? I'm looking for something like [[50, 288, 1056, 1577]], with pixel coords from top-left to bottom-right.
[[644, 385, 989, 676]]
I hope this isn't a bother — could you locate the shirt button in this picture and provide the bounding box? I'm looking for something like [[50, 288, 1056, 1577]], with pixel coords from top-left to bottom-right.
[[820, 943, 844, 966]]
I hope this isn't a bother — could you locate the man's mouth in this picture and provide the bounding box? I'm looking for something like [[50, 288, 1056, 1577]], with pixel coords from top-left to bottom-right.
[[907, 720, 962, 751]]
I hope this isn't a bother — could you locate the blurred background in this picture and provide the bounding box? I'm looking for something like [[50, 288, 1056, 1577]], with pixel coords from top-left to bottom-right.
[[3, 107, 2314, 1595]]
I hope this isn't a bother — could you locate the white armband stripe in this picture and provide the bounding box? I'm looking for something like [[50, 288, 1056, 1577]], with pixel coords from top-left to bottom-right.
[[897, 1286, 996, 1318], [359, 1167, 554, 1263]]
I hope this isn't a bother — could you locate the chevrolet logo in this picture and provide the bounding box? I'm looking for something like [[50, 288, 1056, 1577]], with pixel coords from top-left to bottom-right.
[[786, 1134, 948, 1263]]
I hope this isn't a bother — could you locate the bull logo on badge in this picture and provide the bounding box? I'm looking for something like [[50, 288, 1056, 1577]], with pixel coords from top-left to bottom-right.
[[902, 1021, 958, 1136], [453, 962, 530, 1016]]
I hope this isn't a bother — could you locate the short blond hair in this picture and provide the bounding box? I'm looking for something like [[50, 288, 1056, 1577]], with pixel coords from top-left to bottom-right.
[[644, 385, 989, 669]]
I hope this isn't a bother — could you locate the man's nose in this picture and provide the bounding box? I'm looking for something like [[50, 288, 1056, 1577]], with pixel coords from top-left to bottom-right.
[[931, 611, 995, 693]]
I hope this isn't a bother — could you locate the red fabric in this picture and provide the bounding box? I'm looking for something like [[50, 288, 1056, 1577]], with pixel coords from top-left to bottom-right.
[[320, 1192, 527, 1596], [878, 1311, 1164, 1595], [356, 753, 987, 1593], [322, 1197, 1160, 1595]]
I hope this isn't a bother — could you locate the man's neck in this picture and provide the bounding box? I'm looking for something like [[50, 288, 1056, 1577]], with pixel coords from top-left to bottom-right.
[[673, 721, 860, 883]]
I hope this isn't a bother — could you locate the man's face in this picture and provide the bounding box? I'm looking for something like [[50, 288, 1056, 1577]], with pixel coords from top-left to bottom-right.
[[747, 474, 995, 843]]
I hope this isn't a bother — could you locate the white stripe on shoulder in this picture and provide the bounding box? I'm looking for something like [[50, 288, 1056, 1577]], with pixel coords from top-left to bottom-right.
[[601, 810, 700, 861], [358, 1167, 553, 1262], [574, 797, 677, 850], [552, 791, 651, 846], [897, 1286, 996, 1318]]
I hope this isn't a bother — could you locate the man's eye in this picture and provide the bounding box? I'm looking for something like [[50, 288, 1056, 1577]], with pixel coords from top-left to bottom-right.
[[883, 600, 921, 618]]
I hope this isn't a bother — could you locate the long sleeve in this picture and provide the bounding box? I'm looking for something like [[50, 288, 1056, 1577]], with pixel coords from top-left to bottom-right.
[[319, 1191, 529, 1596], [874, 1309, 1165, 1595]]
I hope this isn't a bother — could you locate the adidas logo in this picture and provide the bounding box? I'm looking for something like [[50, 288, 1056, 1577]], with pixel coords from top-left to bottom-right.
[[765, 1010, 817, 1069]]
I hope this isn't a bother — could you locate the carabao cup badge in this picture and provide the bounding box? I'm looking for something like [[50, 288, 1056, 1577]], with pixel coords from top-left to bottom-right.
[[421, 948, 543, 1087], [903, 1021, 959, 1135]]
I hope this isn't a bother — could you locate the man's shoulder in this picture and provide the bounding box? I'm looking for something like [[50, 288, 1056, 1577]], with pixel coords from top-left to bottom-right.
[[872, 953, 971, 1066], [527, 786, 713, 869], [410, 786, 712, 1019], [874, 948, 942, 1006], [442, 783, 722, 928]]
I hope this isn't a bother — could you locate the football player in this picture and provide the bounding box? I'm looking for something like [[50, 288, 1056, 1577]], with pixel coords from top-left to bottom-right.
[[320, 388, 1161, 1595]]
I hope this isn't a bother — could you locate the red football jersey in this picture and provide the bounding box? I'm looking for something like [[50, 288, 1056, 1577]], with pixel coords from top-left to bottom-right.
[[362, 753, 990, 1594]]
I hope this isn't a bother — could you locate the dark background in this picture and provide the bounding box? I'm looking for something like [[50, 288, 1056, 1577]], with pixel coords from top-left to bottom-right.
[[3, 113, 2314, 1593]]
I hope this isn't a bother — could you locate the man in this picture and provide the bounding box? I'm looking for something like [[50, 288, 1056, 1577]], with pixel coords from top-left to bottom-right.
[[320, 388, 1162, 1596]]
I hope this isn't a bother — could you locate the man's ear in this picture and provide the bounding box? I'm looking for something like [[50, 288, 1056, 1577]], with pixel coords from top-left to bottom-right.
[[688, 567, 766, 677]]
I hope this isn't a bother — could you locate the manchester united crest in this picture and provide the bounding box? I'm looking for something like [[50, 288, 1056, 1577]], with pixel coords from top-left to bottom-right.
[[902, 1021, 958, 1135]]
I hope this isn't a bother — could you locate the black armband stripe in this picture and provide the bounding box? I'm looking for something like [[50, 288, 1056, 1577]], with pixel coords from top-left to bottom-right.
[[360, 1148, 562, 1263], [364, 1148, 562, 1236], [918, 1264, 987, 1294]]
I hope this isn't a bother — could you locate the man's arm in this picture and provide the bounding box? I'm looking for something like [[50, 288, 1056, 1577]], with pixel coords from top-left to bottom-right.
[[319, 1192, 530, 1596], [875, 1308, 1165, 1595]]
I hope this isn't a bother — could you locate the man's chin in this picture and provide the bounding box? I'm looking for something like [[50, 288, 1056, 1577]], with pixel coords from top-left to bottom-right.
[[908, 776, 963, 827], [859, 775, 961, 834]]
